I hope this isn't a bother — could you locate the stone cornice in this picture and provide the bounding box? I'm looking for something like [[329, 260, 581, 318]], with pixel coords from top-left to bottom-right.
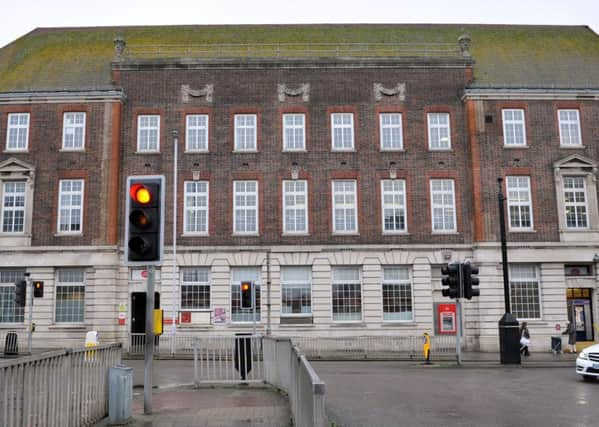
[[0, 90, 126, 104], [463, 88, 599, 101]]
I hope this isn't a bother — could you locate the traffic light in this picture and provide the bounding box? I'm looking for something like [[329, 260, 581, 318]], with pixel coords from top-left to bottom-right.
[[441, 263, 461, 299], [126, 177, 164, 264], [14, 280, 26, 306], [240, 281, 253, 309], [463, 262, 480, 300], [33, 281, 44, 298]]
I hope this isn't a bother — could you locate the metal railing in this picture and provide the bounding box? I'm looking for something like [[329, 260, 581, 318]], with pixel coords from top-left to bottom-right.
[[263, 337, 327, 427], [0, 343, 122, 427], [124, 42, 461, 60], [291, 335, 458, 360], [192, 335, 264, 384]]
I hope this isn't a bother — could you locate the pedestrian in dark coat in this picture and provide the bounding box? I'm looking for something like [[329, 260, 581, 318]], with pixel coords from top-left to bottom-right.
[[520, 322, 530, 356], [562, 322, 577, 353]]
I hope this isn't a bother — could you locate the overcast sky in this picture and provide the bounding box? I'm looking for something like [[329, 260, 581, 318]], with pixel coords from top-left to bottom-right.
[[1, 0, 598, 48]]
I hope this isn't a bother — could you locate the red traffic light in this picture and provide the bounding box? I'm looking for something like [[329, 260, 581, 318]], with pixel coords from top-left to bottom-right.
[[130, 184, 152, 204]]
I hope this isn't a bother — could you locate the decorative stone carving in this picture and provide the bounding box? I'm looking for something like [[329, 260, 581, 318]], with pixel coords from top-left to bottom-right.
[[458, 33, 472, 58], [181, 84, 214, 103], [291, 164, 300, 180], [373, 83, 406, 101], [278, 83, 310, 102], [113, 35, 126, 61], [192, 171, 201, 181]]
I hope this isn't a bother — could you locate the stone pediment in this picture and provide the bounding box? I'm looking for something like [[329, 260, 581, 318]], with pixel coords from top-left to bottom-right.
[[553, 154, 597, 172], [0, 157, 36, 175]]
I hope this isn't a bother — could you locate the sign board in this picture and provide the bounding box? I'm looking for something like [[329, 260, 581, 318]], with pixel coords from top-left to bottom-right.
[[435, 303, 457, 335], [130, 269, 161, 281], [213, 308, 226, 324]]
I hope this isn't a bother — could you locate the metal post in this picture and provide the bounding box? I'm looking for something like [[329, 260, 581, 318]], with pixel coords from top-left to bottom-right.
[[144, 266, 155, 414], [25, 273, 33, 353], [497, 178, 521, 364], [266, 250, 271, 336], [252, 281, 257, 336], [171, 130, 178, 355], [456, 264, 462, 365]]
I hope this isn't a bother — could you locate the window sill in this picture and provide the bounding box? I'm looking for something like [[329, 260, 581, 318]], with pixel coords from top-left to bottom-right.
[[381, 321, 417, 326], [283, 149, 307, 153], [0, 324, 26, 330], [282, 232, 310, 236], [48, 324, 88, 330], [331, 149, 356, 152], [59, 148, 85, 153], [332, 232, 360, 236], [559, 145, 584, 149], [279, 324, 315, 328], [232, 150, 258, 153], [331, 322, 366, 327], [232, 233, 260, 237], [3, 149, 28, 153], [509, 229, 536, 233], [503, 145, 529, 149], [54, 232, 83, 237], [181, 232, 209, 237], [135, 151, 161, 155], [431, 231, 459, 235], [383, 231, 410, 236], [428, 148, 452, 152], [380, 148, 405, 152], [184, 150, 209, 154]]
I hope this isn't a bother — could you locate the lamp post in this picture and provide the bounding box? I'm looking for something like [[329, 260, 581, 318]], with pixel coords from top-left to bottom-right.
[[497, 178, 521, 364]]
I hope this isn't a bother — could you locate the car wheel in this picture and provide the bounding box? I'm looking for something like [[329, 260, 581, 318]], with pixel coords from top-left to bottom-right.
[[582, 375, 595, 382]]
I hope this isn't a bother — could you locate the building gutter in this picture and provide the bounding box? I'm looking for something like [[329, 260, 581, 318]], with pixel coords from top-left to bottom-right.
[[463, 88, 599, 101], [0, 90, 126, 104]]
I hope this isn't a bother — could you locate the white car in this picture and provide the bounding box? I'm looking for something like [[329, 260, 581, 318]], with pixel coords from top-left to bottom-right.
[[576, 343, 599, 381]]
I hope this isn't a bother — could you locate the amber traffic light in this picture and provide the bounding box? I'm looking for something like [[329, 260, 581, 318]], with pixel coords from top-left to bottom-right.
[[240, 281, 253, 309], [126, 177, 164, 264]]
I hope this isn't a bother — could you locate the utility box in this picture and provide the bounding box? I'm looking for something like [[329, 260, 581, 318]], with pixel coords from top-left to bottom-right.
[[108, 365, 132, 425]]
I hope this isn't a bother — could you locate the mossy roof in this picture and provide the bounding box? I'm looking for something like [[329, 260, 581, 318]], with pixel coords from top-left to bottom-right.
[[1, 24, 599, 92]]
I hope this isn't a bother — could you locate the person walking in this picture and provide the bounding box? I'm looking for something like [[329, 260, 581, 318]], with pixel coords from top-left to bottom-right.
[[520, 322, 531, 356], [563, 322, 577, 353]]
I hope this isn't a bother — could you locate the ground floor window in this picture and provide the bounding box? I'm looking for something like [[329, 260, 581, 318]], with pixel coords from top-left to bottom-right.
[[55, 269, 85, 323], [181, 268, 210, 310], [231, 267, 261, 322], [509, 264, 541, 319], [332, 267, 362, 321], [382, 267, 413, 321], [0, 270, 25, 323], [281, 266, 312, 315]]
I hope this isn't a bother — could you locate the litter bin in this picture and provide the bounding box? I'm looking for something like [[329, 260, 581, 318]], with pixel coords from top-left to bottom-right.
[[234, 333, 253, 380], [3, 331, 18, 356], [551, 336, 562, 354], [109, 365, 132, 425]]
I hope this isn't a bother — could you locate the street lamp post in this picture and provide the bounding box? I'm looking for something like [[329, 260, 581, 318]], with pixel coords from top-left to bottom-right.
[[497, 177, 521, 364]]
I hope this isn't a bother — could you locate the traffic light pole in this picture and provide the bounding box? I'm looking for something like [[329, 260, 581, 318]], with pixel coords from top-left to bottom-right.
[[252, 283, 257, 336], [144, 265, 155, 414], [25, 273, 33, 353], [456, 265, 463, 365]]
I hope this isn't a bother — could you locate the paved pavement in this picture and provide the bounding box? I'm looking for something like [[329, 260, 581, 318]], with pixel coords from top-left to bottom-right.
[[94, 351, 581, 426]]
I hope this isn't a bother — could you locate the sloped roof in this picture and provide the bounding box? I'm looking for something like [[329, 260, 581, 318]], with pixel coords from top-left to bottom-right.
[[1, 24, 598, 92]]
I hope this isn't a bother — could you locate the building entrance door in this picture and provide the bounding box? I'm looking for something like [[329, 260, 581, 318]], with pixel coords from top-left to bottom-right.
[[131, 292, 160, 333], [566, 288, 593, 341]]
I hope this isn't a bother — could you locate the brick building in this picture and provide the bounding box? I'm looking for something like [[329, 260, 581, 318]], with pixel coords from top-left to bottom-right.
[[1, 24, 598, 351]]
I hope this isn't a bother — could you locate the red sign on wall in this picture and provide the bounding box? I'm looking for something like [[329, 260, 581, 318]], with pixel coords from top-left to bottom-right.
[[437, 303, 457, 334], [180, 312, 191, 323]]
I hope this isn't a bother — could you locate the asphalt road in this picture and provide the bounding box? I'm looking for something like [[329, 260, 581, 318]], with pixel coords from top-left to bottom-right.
[[312, 361, 598, 427]]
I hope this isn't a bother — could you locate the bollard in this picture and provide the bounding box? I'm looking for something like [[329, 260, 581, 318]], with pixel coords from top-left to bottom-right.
[[109, 365, 133, 425], [422, 332, 431, 364]]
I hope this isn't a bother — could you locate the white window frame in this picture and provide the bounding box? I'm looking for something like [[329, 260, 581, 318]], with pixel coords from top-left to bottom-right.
[[0, 270, 25, 323], [1, 181, 26, 233], [62, 112, 86, 150], [502, 109, 527, 146], [183, 181, 209, 235], [137, 115, 160, 152], [180, 268, 211, 310], [5, 113, 30, 151], [382, 266, 413, 322], [55, 269, 85, 324], [57, 179, 84, 234], [332, 180, 358, 234], [283, 113, 306, 151], [379, 113, 403, 151], [233, 180, 259, 235], [430, 179, 457, 233], [185, 114, 209, 152], [563, 176, 588, 229], [427, 113, 451, 150], [283, 180, 308, 234], [506, 176, 534, 231], [509, 264, 542, 320], [281, 266, 312, 316], [331, 113, 354, 151], [331, 267, 362, 322], [558, 109, 582, 146], [381, 179, 407, 233], [234, 114, 257, 151]]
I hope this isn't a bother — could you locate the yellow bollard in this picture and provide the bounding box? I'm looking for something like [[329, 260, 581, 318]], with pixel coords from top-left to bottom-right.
[[423, 332, 431, 364]]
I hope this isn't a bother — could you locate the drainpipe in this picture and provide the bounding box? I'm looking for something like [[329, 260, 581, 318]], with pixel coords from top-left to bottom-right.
[[266, 250, 272, 336]]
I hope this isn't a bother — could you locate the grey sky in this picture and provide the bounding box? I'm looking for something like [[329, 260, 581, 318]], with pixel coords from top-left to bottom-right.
[[1, 0, 598, 48]]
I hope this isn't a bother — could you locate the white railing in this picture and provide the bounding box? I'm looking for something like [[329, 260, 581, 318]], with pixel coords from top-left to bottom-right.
[[291, 335, 458, 360], [192, 335, 264, 384], [263, 337, 327, 427], [0, 343, 121, 427]]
